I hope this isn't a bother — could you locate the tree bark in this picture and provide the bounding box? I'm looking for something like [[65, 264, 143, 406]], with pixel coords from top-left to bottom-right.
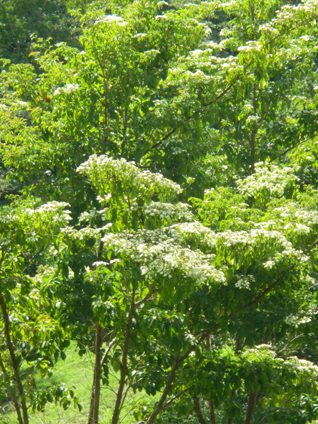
[[145, 346, 195, 424], [145, 357, 180, 424], [0, 352, 24, 424], [88, 323, 104, 424], [226, 387, 236, 424], [0, 294, 29, 424], [111, 290, 135, 424], [207, 399, 216, 424], [193, 396, 206, 424], [144, 331, 213, 424], [244, 392, 256, 424]]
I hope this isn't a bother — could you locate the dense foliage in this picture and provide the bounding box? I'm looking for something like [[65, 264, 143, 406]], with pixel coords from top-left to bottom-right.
[[0, 0, 317, 423]]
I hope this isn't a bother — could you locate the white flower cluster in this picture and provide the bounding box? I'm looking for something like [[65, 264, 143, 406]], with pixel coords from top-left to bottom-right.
[[263, 259, 276, 270], [155, 14, 168, 20], [217, 228, 308, 270], [242, 346, 318, 381], [166, 219, 308, 275], [274, 1, 318, 27], [102, 232, 134, 254], [216, 228, 290, 247], [242, 345, 276, 359], [166, 52, 239, 91], [287, 357, 318, 375], [284, 222, 311, 234], [258, 0, 318, 52], [34, 201, 70, 213], [102, 230, 225, 284], [259, 23, 280, 36], [234, 274, 255, 290], [144, 202, 194, 223], [273, 205, 318, 227], [256, 203, 318, 242], [237, 162, 298, 198], [53, 83, 79, 96], [200, 40, 224, 51], [132, 32, 147, 40], [94, 15, 126, 26], [285, 312, 314, 327], [170, 221, 217, 250], [62, 226, 101, 241], [25, 201, 71, 224], [238, 41, 262, 53], [77, 155, 182, 200], [141, 243, 224, 284], [184, 69, 212, 82]]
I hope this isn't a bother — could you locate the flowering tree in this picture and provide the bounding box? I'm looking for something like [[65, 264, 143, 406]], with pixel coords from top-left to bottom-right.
[[52, 155, 224, 423], [0, 0, 318, 423], [51, 156, 318, 424], [0, 200, 80, 423]]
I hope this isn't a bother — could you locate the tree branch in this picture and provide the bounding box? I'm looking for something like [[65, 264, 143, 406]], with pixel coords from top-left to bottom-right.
[[143, 80, 237, 155]]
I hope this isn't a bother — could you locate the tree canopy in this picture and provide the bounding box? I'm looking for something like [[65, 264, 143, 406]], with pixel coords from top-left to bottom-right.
[[0, 1, 317, 423]]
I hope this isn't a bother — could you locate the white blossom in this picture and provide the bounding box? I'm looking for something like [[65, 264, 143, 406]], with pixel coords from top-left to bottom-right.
[[144, 202, 193, 223], [77, 155, 182, 200], [53, 83, 79, 96], [95, 15, 126, 26], [237, 162, 298, 198]]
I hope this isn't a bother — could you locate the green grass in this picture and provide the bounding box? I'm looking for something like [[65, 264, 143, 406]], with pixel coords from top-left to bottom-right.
[[2, 347, 147, 424]]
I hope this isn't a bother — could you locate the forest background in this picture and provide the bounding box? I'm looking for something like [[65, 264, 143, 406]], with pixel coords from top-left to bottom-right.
[[0, 0, 318, 423]]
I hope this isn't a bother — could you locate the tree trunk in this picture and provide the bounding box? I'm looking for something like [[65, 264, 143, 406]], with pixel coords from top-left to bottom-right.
[[0, 294, 29, 424], [0, 353, 24, 424], [226, 386, 237, 424], [193, 396, 206, 424], [145, 345, 195, 424], [111, 290, 135, 424], [207, 399, 216, 424], [88, 323, 104, 424], [145, 358, 180, 424], [244, 392, 256, 424]]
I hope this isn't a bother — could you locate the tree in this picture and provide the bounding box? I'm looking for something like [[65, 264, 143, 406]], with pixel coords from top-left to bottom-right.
[[1, 1, 318, 423], [0, 199, 82, 423], [163, 162, 318, 423], [50, 157, 318, 424], [1, 0, 318, 200], [51, 154, 225, 423]]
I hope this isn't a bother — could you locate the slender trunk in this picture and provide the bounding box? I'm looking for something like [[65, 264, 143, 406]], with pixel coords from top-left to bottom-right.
[[0, 294, 29, 424], [120, 104, 129, 156], [145, 358, 180, 424], [111, 290, 135, 424], [146, 333, 210, 424], [226, 387, 236, 424], [249, 128, 256, 172], [0, 353, 24, 424], [13, 395, 24, 424], [205, 336, 216, 424], [88, 324, 104, 424], [193, 396, 206, 424], [244, 392, 256, 424], [207, 399, 216, 424], [146, 347, 194, 424]]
